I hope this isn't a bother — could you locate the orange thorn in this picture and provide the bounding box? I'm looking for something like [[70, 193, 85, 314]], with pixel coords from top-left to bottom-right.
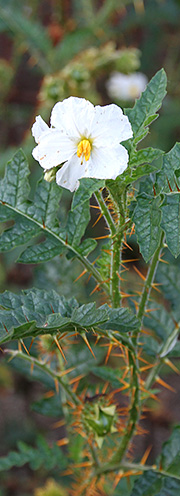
[[151, 283, 162, 294], [74, 269, 87, 283], [54, 337, 67, 362], [164, 358, 180, 374], [73, 461, 92, 468], [123, 240, 133, 251], [129, 223, 135, 237], [105, 343, 113, 364], [116, 272, 126, 281], [133, 265, 146, 281], [166, 176, 173, 192], [102, 249, 112, 255], [69, 374, 84, 385], [3, 323, 9, 334], [155, 376, 176, 392], [60, 366, 75, 377], [82, 334, 96, 359], [20, 339, 30, 355], [90, 204, 100, 209], [54, 378, 59, 393], [140, 445, 152, 465], [18, 341, 22, 352], [122, 258, 139, 263], [102, 381, 109, 394], [43, 390, 55, 398], [61, 468, 73, 476], [93, 235, 110, 240], [28, 338, 34, 352], [56, 437, 69, 447], [140, 364, 155, 372], [52, 419, 66, 429], [113, 470, 124, 489], [30, 362, 34, 374], [90, 283, 100, 295], [145, 307, 158, 313], [92, 212, 103, 227]]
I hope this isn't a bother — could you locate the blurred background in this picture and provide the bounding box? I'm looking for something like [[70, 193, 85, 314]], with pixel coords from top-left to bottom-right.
[[0, 0, 180, 494]]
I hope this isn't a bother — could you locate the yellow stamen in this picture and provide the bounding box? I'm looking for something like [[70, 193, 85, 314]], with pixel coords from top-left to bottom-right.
[[77, 139, 91, 163]]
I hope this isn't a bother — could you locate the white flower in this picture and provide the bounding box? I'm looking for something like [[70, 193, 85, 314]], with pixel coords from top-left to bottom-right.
[[106, 72, 148, 101], [32, 96, 132, 192]]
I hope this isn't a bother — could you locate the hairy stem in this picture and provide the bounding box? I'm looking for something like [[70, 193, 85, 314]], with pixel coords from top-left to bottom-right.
[[94, 190, 116, 235], [95, 460, 180, 480], [107, 188, 126, 308], [108, 348, 139, 464]]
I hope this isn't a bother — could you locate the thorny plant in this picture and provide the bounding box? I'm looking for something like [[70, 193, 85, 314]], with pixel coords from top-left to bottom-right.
[[1, 69, 180, 496]]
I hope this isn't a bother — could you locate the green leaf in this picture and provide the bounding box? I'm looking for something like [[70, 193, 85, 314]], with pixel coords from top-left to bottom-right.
[[71, 302, 109, 328], [0, 149, 30, 208], [101, 307, 140, 333], [0, 289, 107, 344], [129, 147, 163, 168], [65, 200, 91, 247], [92, 366, 123, 389], [32, 391, 63, 418], [156, 263, 180, 319], [130, 471, 180, 496], [133, 182, 162, 262], [18, 235, 65, 264], [0, 150, 96, 264], [121, 163, 161, 186], [160, 193, 180, 257], [0, 289, 139, 345], [72, 177, 105, 210], [125, 69, 167, 145], [144, 303, 175, 342], [0, 436, 67, 472], [161, 425, 180, 475], [142, 302, 178, 358], [156, 142, 180, 193], [131, 425, 180, 495]]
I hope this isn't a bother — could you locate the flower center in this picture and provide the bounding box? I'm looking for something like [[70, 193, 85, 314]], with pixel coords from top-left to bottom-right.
[[77, 139, 91, 163]]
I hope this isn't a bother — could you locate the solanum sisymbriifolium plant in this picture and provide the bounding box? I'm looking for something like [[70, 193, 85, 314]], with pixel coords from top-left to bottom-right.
[[1, 68, 180, 496]]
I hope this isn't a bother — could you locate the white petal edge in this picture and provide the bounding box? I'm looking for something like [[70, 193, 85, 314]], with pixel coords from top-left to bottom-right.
[[56, 154, 87, 192], [50, 96, 95, 140], [32, 129, 76, 170], [87, 144, 129, 179], [32, 116, 49, 144], [89, 104, 133, 145]]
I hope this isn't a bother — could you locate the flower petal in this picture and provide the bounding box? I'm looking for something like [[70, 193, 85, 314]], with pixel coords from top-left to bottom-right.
[[32, 116, 49, 144], [89, 104, 133, 145], [50, 96, 95, 140], [87, 144, 129, 179], [56, 154, 87, 192], [32, 129, 76, 170]]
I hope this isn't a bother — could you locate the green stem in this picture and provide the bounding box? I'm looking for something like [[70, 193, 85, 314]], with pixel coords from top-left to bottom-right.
[[5, 349, 81, 406], [95, 460, 180, 481], [94, 191, 116, 235], [109, 349, 139, 465], [107, 189, 126, 308], [110, 228, 123, 308]]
